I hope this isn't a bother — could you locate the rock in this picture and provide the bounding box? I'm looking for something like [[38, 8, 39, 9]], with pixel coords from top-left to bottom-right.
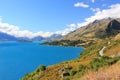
[[61, 71, 70, 78]]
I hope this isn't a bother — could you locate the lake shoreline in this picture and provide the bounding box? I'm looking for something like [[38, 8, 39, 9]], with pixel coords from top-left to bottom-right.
[[0, 42, 83, 80]]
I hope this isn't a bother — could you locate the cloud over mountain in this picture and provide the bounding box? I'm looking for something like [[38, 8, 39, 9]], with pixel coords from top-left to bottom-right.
[[0, 20, 76, 38], [77, 4, 120, 27], [86, 4, 120, 22]]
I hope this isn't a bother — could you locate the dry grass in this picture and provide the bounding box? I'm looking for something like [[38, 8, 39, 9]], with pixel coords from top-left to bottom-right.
[[83, 32, 95, 37], [114, 33, 120, 40], [104, 41, 120, 57], [105, 46, 120, 57], [81, 62, 120, 80], [36, 57, 93, 80]]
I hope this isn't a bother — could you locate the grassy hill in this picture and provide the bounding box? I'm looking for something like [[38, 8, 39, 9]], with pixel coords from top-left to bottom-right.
[[21, 18, 120, 80]]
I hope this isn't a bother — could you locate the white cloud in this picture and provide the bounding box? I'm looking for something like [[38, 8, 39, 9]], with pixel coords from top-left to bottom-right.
[[90, 8, 100, 12], [55, 24, 77, 36], [33, 32, 53, 38], [76, 4, 120, 27], [74, 2, 89, 8], [0, 21, 54, 38], [91, 0, 95, 3], [0, 20, 77, 38], [86, 4, 120, 22], [0, 4, 120, 38], [66, 23, 76, 27]]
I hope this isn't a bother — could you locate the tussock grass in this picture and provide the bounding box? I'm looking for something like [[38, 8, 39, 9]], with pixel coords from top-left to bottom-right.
[[81, 62, 120, 80]]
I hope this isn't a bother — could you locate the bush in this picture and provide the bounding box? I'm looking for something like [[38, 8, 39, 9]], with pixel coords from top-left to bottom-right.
[[36, 65, 46, 72], [78, 64, 86, 72], [89, 56, 120, 71], [89, 56, 110, 71], [108, 56, 120, 65], [70, 70, 77, 76], [65, 65, 72, 70]]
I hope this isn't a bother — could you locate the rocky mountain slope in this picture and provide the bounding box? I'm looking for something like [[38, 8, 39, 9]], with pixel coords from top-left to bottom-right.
[[61, 18, 120, 40]]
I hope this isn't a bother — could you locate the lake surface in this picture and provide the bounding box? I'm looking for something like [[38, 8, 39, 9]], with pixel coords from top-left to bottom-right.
[[0, 42, 83, 80]]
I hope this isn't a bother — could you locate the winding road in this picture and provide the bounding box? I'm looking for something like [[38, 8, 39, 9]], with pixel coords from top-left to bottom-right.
[[99, 46, 106, 56]]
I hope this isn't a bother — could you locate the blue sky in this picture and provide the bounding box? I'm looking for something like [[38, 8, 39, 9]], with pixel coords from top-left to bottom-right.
[[0, 0, 120, 38]]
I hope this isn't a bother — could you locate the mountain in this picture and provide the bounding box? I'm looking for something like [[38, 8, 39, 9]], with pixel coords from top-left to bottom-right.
[[45, 34, 62, 41], [45, 18, 120, 47], [22, 18, 120, 80], [0, 32, 17, 41], [61, 18, 120, 40], [49, 34, 62, 39], [32, 36, 44, 41], [17, 37, 30, 41], [32, 34, 62, 41], [32, 17, 120, 41], [106, 19, 120, 36]]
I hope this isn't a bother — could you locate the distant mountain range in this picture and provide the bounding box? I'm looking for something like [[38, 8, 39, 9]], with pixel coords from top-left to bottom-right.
[[0, 32, 62, 41], [0, 32, 17, 41], [1, 17, 120, 42]]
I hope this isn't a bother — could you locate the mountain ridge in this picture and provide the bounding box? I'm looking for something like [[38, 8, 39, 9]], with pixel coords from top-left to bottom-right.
[[0, 31, 62, 41], [61, 18, 120, 40]]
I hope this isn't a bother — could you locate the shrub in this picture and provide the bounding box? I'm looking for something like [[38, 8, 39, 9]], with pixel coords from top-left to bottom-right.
[[65, 65, 72, 70], [108, 56, 120, 65], [70, 70, 77, 76], [89, 56, 120, 71], [36, 65, 46, 72], [89, 56, 110, 71], [78, 64, 86, 72]]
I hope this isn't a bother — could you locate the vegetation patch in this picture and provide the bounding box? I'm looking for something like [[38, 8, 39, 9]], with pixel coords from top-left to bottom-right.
[[89, 56, 120, 71], [35, 65, 46, 72], [43, 40, 85, 46]]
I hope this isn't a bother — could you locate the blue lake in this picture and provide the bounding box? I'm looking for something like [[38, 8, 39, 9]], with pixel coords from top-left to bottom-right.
[[0, 42, 83, 80]]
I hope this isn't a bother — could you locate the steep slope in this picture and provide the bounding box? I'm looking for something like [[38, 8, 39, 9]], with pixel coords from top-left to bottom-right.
[[114, 33, 120, 40], [106, 20, 120, 36], [61, 18, 120, 40]]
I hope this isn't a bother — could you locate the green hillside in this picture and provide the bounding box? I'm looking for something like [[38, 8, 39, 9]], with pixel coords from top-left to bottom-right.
[[22, 18, 120, 80]]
